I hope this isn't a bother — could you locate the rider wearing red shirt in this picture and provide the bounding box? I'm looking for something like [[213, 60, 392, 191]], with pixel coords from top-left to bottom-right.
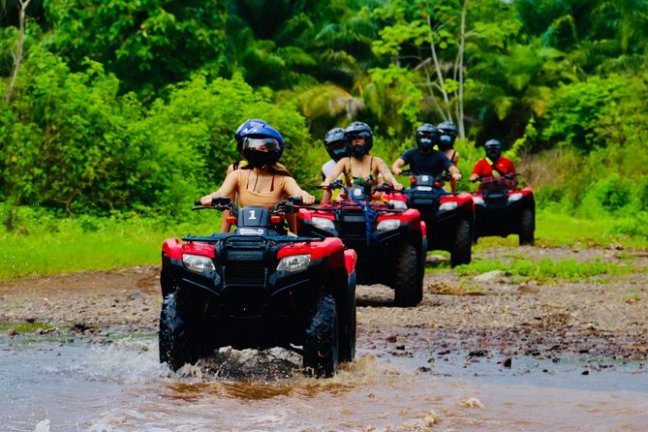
[[470, 139, 515, 182]]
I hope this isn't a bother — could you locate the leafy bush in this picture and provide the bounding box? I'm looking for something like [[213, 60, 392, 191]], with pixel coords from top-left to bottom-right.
[[139, 73, 314, 204], [610, 212, 648, 238], [45, 0, 228, 95], [0, 52, 313, 219], [0, 49, 146, 214], [539, 75, 646, 152]]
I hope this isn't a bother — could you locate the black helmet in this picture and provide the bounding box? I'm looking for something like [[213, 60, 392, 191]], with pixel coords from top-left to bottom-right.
[[437, 121, 458, 150], [415, 123, 439, 152], [323, 127, 349, 162], [345, 121, 373, 157], [485, 139, 502, 161]]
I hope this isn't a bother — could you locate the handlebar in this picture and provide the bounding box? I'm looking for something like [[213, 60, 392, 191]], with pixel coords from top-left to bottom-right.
[[318, 179, 345, 190], [194, 196, 307, 214], [475, 173, 519, 182], [400, 170, 450, 182], [192, 197, 233, 211]]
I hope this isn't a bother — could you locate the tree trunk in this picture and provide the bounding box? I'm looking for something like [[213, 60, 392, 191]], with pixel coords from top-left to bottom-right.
[[427, 15, 453, 121], [457, 0, 468, 138], [6, 0, 32, 103]]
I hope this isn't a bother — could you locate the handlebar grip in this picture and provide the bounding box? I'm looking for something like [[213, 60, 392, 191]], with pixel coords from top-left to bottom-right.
[[194, 199, 202, 206], [288, 196, 304, 205], [211, 197, 232, 206]]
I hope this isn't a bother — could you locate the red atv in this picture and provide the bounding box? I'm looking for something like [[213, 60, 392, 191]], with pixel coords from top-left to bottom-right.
[[297, 181, 426, 307], [159, 197, 357, 378], [399, 171, 474, 267], [471, 174, 535, 245]]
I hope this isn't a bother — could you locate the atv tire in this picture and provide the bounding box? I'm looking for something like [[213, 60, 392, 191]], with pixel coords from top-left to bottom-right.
[[338, 273, 356, 363], [519, 208, 535, 246], [159, 292, 198, 371], [450, 219, 472, 267], [303, 294, 339, 378], [393, 242, 423, 307]]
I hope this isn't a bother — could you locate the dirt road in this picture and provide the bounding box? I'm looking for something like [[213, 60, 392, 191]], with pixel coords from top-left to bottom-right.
[[1, 245, 646, 363]]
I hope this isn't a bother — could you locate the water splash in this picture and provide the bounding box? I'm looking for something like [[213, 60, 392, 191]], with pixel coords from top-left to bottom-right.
[[34, 419, 50, 432]]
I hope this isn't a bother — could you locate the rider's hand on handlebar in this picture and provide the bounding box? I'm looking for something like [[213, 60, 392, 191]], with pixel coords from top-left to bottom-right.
[[393, 167, 402, 175], [393, 182, 403, 191], [302, 194, 315, 205], [199, 195, 212, 206], [451, 172, 462, 181]]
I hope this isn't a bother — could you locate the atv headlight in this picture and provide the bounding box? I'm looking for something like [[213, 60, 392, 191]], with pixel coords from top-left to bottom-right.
[[311, 216, 335, 232], [473, 196, 485, 206], [390, 200, 408, 210], [277, 254, 311, 273], [376, 219, 400, 232], [182, 254, 215, 274], [508, 192, 523, 202], [438, 201, 458, 212]]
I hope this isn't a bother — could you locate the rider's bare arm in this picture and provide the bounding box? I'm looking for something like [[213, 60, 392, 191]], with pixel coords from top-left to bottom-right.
[[321, 159, 348, 202], [200, 170, 239, 205], [448, 165, 462, 181], [392, 158, 406, 175], [376, 158, 402, 190], [219, 163, 239, 232], [284, 177, 315, 205]]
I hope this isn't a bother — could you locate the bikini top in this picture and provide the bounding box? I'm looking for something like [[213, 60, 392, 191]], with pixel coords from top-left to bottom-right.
[[343, 156, 376, 186]]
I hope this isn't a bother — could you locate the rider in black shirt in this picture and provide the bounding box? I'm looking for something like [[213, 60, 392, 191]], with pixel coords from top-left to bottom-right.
[[392, 123, 462, 180]]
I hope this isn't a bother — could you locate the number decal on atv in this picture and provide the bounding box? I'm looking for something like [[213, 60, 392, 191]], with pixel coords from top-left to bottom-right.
[[248, 210, 257, 220]]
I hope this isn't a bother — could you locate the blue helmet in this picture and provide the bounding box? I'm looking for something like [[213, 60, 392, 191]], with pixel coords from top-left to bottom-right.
[[345, 121, 373, 157], [235, 119, 268, 154], [241, 123, 285, 168], [324, 127, 349, 161]]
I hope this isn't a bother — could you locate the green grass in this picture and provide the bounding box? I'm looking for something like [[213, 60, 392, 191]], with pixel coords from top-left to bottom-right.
[[535, 211, 648, 248], [0, 205, 646, 282], [469, 210, 648, 249], [454, 257, 628, 283], [0, 214, 219, 281], [0, 322, 57, 334]]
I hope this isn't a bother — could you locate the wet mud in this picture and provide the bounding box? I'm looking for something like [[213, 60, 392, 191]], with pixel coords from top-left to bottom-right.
[[1, 245, 647, 430]]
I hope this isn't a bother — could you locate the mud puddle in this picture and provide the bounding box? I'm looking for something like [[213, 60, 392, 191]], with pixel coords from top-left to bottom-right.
[[1, 337, 646, 432]]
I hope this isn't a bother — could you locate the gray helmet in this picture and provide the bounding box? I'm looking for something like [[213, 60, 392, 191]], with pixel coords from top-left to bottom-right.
[[485, 139, 503, 160], [324, 127, 349, 161], [415, 123, 439, 151], [437, 121, 457, 150]]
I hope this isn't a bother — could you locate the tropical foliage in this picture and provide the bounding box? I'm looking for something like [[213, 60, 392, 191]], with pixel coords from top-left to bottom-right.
[[0, 0, 646, 227]]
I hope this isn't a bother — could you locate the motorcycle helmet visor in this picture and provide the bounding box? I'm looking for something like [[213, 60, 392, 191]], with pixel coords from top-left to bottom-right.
[[243, 137, 280, 152], [439, 134, 453, 144], [418, 136, 434, 150], [349, 131, 370, 145], [327, 140, 347, 151]]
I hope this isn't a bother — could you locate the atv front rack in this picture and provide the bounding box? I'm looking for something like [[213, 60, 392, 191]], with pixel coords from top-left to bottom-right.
[[182, 234, 320, 244]]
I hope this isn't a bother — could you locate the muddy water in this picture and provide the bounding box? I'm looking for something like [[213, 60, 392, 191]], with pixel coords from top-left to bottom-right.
[[1, 337, 646, 432]]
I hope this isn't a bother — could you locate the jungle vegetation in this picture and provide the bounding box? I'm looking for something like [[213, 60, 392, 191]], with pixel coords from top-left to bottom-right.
[[0, 0, 646, 240]]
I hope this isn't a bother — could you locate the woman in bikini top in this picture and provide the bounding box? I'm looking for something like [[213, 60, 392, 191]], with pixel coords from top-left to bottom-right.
[[200, 124, 314, 218], [321, 121, 401, 203]]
